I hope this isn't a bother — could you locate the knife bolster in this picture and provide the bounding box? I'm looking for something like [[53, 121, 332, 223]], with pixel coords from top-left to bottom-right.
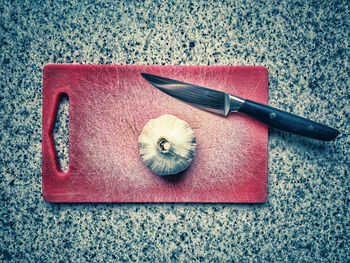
[[227, 94, 245, 115]]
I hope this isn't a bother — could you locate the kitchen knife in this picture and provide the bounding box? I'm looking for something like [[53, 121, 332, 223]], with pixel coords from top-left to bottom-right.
[[141, 73, 339, 141]]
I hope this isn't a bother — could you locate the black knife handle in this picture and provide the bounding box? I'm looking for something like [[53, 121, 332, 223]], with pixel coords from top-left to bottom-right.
[[238, 100, 339, 141]]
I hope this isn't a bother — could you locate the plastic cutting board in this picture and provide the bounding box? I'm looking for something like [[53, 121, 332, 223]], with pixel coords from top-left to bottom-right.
[[42, 65, 268, 203]]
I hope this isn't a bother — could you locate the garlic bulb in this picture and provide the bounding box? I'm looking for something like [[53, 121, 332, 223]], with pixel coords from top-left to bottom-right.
[[138, 114, 196, 176]]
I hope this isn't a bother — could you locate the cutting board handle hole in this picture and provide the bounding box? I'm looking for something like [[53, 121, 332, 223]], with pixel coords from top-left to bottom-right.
[[52, 93, 69, 173]]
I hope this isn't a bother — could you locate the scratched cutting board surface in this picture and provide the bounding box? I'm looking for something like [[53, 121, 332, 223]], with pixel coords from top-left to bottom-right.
[[42, 65, 268, 203]]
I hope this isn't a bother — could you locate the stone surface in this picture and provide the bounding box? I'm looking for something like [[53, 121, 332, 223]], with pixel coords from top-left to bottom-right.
[[0, 0, 349, 262]]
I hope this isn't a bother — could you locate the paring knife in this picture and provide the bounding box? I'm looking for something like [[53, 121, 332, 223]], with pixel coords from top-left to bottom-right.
[[141, 73, 339, 141]]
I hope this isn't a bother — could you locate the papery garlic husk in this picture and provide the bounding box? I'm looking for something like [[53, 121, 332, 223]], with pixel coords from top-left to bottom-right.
[[138, 114, 196, 176]]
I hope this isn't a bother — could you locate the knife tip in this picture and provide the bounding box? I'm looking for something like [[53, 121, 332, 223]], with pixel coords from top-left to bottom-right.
[[141, 72, 156, 83]]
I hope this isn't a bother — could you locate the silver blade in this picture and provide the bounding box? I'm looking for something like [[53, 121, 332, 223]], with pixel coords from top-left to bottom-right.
[[141, 73, 244, 116]]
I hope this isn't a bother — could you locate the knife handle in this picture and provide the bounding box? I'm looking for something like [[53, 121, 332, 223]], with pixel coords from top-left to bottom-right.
[[238, 100, 339, 141]]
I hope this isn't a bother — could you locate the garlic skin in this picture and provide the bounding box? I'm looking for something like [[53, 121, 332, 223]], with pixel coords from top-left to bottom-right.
[[138, 114, 196, 176]]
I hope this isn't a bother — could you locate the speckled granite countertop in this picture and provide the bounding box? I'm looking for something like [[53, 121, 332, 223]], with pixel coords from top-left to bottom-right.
[[1, 0, 349, 262]]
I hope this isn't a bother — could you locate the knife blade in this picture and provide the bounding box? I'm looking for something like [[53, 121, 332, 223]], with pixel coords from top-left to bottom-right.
[[141, 73, 339, 141]]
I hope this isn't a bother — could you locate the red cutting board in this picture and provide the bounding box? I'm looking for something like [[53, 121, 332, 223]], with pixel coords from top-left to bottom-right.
[[42, 65, 268, 203]]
